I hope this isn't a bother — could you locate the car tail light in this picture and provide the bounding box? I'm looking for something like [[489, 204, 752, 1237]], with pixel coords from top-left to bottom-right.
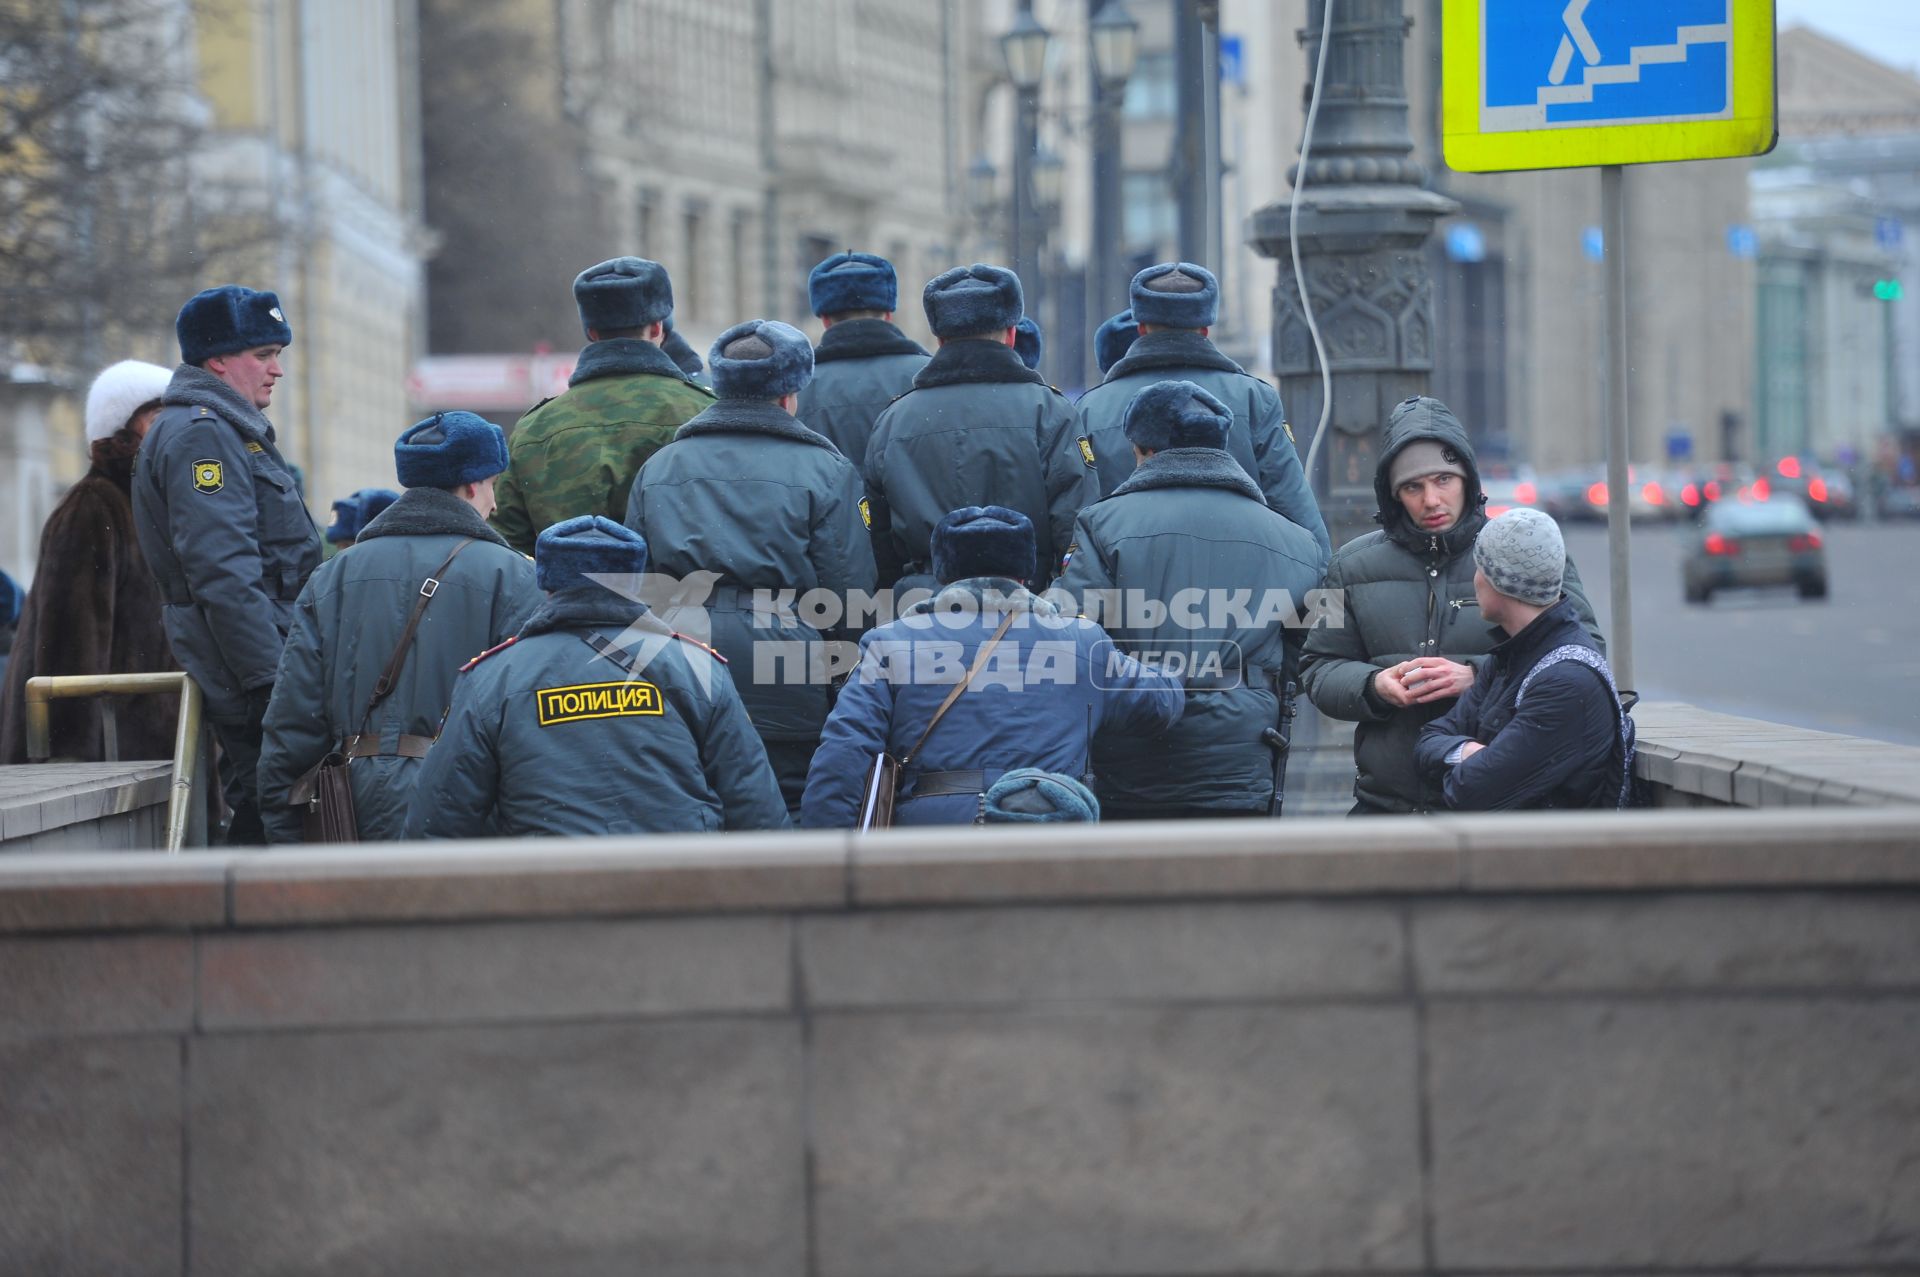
[[1752, 477, 1772, 500], [1808, 477, 1828, 503], [1485, 504, 1512, 518], [1705, 480, 1722, 501], [1587, 482, 1608, 506], [1515, 482, 1537, 505], [1642, 481, 1665, 505], [1778, 456, 1802, 479], [1704, 533, 1740, 556], [1788, 532, 1822, 552], [1682, 483, 1701, 506]]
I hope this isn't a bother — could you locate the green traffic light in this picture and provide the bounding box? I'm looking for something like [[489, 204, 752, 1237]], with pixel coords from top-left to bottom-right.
[[1874, 279, 1904, 302]]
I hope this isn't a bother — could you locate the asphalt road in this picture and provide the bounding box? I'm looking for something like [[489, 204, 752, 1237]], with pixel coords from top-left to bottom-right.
[[1563, 519, 1920, 746]]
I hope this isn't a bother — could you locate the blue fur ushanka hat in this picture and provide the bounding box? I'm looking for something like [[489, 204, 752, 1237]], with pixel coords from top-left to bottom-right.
[[809, 251, 898, 317], [1123, 380, 1233, 452], [536, 515, 648, 593], [1014, 316, 1043, 370], [983, 768, 1100, 823], [708, 319, 814, 400], [326, 488, 400, 544], [394, 412, 510, 490], [176, 285, 293, 366], [660, 316, 703, 377], [573, 257, 673, 337], [931, 505, 1036, 585], [1128, 261, 1219, 330], [1094, 308, 1138, 374], [923, 264, 1024, 339]]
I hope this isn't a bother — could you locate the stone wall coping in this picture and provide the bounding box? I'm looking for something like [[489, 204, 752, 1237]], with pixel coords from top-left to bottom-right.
[[0, 807, 1915, 934], [1635, 701, 1920, 806], [0, 761, 173, 841]]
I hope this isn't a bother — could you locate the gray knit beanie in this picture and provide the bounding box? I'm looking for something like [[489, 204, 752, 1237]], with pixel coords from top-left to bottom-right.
[[1387, 439, 1468, 491], [1473, 508, 1566, 606]]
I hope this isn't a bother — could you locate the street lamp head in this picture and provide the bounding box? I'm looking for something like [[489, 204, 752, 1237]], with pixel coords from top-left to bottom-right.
[[1090, 0, 1140, 88], [1000, 8, 1052, 92], [1033, 146, 1065, 214]]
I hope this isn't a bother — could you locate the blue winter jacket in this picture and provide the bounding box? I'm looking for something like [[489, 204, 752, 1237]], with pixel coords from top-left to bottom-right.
[[626, 398, 877, 744], [259, 487, 540, 843], [1414, 597, 1625, 810], [1072, 330, 1331, 569], [800, 579, 1184, 827], [864, 340, 1095, 593], [406, 587, 790, 837], [1058, 447, 1325, 812], [794, 318, 929, 466]]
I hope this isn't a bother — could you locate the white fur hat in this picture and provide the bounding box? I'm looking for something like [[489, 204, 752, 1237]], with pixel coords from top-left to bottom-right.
[[85, 360, 173, 444]]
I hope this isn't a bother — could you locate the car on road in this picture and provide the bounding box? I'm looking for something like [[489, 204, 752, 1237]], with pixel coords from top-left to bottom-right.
[[1682, 495, 1828, 604], [1481, 468, 1542, 519], [1763, 455, 1858, 521], [1570, 466, 1679, 523]]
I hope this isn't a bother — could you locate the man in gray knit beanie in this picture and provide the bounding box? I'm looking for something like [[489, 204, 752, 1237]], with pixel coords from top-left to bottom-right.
[[1473, 507, 1565, 608]]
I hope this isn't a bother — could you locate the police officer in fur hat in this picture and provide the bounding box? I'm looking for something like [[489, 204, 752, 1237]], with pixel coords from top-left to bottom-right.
[[132, 286, 321, 843], [489, 257, 714, 554], [800, 506, 1182, 828], [1075, 262, 1330, 568], [323, 488, 400, 558], [408, 516, 790, 837], [1060, 381, 1326, 819], [1013, 316, 1044, 372], [863, 265, 1094, 594], [626, 319, 877, 813], [793, 251, 929, 466], [260, 413, 540, 842]]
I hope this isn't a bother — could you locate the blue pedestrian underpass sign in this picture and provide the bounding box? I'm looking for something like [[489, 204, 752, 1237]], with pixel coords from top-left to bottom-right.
[[1443, 0, 1777, 172]]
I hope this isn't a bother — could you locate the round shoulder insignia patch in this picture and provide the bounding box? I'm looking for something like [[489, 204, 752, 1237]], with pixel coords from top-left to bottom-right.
[[190, 459, 224, 494]]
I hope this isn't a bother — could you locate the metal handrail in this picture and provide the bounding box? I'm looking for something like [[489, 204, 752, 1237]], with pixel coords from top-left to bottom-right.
[[22, 673, 209, 852]]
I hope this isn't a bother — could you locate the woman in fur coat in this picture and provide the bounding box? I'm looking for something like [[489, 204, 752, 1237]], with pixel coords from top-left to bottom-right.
[[0, 360, 180, 763]]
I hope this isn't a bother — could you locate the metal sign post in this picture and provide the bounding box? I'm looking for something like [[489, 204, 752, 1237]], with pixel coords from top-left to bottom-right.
[[1442, 0, 1776, 685]]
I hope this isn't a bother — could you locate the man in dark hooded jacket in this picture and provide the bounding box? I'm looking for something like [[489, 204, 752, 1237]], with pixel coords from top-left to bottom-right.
[[1415, 509, 1629, 811], [626, 319, 877, 812], [1074, 262, 1330, 568], [407, 516, 789, 837], [490, 257, 714, 553], [1059, 381, 1324, 818], [259, 413, 540, 842], [793, 251, 929, 465], [1300, 396, 1604, 814], [132, 285, 322, 843], [863, 264, 1093, 594]]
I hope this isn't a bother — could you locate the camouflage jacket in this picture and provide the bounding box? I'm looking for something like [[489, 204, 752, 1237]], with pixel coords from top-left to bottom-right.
[[490, 338, 714, 553]]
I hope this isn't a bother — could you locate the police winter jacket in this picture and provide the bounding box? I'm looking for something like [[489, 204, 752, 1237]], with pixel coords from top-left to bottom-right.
[[1298, 397, 1603, 813], [406, 586, 789, 837], [1414, 598, 1624, 810], [794, 318, 929, 466], [800, 579, 1184, 828], [1074, 330, 1331, 568], [257, 487, 541, 843], [490, 338, 715, 553], [132, 365, 322, 721], [863, 339, 1095, 592], [1058, 447, 1325, 812], [626, 398, 878, 742]]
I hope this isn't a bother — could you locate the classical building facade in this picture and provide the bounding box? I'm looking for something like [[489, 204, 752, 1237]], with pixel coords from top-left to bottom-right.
[[2, 0, 430, 583], [420, 0, 987, 366]]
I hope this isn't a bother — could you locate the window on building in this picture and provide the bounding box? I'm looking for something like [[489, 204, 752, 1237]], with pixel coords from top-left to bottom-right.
[[1122, 172, 1177, 250], [1123, 51, 1176, 119], [684, 203, 707, 321]]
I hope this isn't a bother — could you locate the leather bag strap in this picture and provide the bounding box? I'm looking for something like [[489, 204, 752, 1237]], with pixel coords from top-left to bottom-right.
[[355, 539, 475, 737], [900, 610, 1017, 768]]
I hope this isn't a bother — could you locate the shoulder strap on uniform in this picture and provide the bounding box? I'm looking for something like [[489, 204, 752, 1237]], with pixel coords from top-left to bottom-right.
[[460, 634, 517, 672], [519, 396, 555, 422], [900, 611, 1017, 768], [357, 539, 476, 734]]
